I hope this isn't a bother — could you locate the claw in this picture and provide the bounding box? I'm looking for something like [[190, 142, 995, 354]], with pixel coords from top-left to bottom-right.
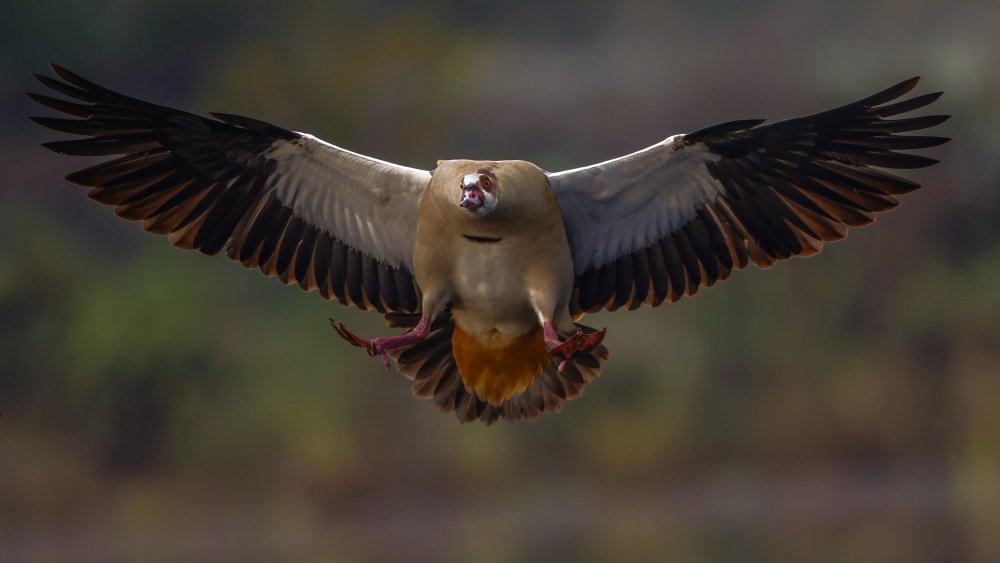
[[330, 319, 377, 356]]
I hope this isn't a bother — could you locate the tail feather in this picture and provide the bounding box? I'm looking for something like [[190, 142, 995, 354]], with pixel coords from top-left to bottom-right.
[[385, 311, 609, 424]]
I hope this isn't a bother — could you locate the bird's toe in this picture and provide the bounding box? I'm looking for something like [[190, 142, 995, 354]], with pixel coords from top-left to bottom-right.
[[331, 320, 378, 356], [575, 328, 606, 354], [547, 334, 579, 361]]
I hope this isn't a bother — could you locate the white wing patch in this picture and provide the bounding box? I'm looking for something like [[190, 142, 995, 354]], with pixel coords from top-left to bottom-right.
[[549, 135, 724, 273], [266, 134, 431, 270]]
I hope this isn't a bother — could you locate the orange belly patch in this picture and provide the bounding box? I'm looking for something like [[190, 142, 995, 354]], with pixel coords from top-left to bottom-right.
[[451, 325, 549, 406]]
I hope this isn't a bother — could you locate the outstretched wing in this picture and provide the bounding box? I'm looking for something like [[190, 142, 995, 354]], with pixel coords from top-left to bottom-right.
[[548, 78, 948, 314], [30, 64, 429, 313]]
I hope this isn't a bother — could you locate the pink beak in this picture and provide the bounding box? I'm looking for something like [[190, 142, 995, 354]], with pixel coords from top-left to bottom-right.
[[460, 186, 484, 211]]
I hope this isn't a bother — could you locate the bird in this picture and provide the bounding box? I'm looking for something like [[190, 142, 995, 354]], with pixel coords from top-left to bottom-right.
[[30, 65, 949, 424]]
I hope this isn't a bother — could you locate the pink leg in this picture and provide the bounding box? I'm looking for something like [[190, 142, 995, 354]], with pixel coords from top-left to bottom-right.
[[331, 316, 432, 367], [543, 321, 567, 350]]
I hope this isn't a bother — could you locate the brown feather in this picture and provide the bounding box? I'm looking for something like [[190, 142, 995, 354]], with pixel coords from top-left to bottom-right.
[[451, 326, 549, 407]]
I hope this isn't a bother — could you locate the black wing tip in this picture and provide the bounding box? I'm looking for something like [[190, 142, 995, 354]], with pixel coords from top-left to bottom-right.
[[898, 76, 921, 91], [32, 73, 64, 89], [34, 64, 73, 85], [917, 91, 944, 104], [922, 135, 951, 147], [886, 76, 921, 96], [30, 65, 297, 142], [48, 63, 85, 84], [855, 76, 924, 108], [33, 64, 114, 103], [63, 171, 92, 187], [924, 114, 951, 126], [34, 62, 70, 78], [40, 140, 69, 154], [26, 115, 50, 127]]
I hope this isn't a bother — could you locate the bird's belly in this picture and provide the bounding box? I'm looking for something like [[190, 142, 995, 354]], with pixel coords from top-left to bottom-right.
[[448, 246, 537, 337]]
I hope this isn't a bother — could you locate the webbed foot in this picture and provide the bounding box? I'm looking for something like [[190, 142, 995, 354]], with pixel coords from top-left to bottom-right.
[[543, 321, 606, 372]]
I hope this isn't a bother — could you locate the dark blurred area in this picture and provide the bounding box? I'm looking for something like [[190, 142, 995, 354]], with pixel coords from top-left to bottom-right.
[[2, 1, 998, 561]]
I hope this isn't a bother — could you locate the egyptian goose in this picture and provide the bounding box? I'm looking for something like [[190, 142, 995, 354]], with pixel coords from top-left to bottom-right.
[[31, 65, 948, 423]]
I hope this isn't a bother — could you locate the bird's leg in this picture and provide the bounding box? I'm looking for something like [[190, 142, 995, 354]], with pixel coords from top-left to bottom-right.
[[531, 289, 606, 372], [331, 316, 433, 367], [332, 289, 449, 367]]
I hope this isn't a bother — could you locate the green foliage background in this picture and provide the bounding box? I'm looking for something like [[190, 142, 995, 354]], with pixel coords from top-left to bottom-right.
[[2, 1, 998, 561]]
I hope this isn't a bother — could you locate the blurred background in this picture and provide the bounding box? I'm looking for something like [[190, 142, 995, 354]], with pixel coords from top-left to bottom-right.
[[2, 1, 998, 561]]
